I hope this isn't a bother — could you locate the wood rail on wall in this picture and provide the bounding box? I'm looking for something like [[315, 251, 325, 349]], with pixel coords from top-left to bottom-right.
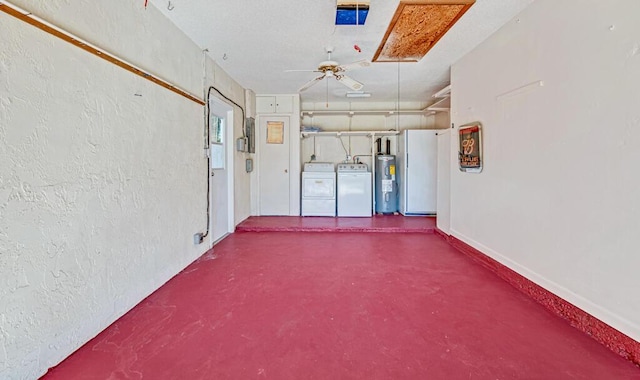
[[0, 3, 206, 106]]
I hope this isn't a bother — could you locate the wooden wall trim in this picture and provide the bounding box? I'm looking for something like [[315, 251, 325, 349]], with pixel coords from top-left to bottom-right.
[[0, 3, 206, 106]]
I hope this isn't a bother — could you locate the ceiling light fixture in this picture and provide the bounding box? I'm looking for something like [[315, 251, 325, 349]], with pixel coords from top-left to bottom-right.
[[346, 91, 371, 98]]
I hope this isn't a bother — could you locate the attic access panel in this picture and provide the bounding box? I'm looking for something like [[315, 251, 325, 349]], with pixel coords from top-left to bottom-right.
[[373, 0, 475, 62]]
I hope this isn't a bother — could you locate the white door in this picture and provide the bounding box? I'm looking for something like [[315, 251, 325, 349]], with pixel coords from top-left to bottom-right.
[[209, 101, 234, 244], [259, 116, 290, 215], [406, 130, 437, 214]]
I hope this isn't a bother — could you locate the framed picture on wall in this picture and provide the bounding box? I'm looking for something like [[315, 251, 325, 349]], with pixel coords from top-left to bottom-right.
[[458, 122, 483, 173]]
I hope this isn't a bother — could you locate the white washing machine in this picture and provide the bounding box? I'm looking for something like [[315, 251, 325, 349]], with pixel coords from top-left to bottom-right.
[[337, 163, 372, 217], [301, 162, 336, 216]]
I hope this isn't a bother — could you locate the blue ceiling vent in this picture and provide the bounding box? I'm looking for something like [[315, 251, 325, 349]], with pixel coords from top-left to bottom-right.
[[335, 5, 369, 25]]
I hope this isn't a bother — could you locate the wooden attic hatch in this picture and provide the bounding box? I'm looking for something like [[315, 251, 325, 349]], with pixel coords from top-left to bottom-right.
[[373, 0, 475, 62]]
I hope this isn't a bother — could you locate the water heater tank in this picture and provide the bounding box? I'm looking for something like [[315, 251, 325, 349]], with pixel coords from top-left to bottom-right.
[[375, 155, 398, 214]]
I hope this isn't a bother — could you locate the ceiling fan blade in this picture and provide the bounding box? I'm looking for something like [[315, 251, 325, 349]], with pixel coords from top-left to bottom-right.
[[336, 75, 364, 91], [299, 75, 325, 92], [337, 59, 371, 71]]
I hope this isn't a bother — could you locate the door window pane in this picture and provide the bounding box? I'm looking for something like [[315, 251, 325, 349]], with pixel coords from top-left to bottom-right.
[[210, 115, 225, 169]]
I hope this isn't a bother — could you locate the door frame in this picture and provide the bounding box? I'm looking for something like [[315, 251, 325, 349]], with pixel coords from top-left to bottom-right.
[[437, 128, 451, 234], [251, 94, 301, 217], [208, 97, 235, 246]]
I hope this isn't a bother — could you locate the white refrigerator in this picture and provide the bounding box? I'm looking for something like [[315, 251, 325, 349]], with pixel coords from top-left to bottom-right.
[[397, 129, 438, 215]]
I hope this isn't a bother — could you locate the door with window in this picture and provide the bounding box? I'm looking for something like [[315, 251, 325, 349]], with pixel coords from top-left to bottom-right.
[[209, 102, 234, 244], [259, 116, 290, 215]]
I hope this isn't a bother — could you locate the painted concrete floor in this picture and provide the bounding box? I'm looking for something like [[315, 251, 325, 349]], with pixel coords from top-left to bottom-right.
[[44, 227, 640, 379]]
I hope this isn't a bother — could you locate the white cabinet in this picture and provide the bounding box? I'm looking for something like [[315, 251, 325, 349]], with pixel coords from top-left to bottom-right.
[[256, 95, 294, 114], [253, 94, 300, 217]]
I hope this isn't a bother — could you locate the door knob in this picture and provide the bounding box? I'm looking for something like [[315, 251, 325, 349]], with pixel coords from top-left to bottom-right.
[[284, 169, 288, 173]]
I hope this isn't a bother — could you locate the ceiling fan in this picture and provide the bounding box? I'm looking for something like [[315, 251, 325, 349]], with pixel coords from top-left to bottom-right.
[[287, 47, 371, 93]]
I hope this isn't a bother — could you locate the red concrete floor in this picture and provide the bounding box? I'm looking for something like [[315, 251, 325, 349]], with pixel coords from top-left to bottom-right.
[[236, 215, 436, 233], [44, 232, 640, 379]]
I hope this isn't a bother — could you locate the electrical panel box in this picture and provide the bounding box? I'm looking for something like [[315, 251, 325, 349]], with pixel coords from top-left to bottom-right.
[[245, 117, 255, 153]]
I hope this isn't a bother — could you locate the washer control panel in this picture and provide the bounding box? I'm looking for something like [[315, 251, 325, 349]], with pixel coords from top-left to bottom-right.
[[337, 163, 369, 172], [304, 162, 335, 172]]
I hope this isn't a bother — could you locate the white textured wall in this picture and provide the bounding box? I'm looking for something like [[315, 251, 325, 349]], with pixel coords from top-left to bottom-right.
[[0, 1, 249, 378], [450, 0, 640, 341]]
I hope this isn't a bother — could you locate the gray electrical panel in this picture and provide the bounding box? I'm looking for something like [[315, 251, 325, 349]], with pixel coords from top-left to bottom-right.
[[245, 117, 255, 153]]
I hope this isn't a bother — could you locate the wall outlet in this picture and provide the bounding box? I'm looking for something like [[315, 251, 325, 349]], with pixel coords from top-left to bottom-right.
[[193, 233, 204, 245]]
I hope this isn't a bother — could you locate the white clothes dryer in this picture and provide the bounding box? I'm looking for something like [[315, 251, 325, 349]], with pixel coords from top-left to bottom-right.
[[301, 163, 336, 217]]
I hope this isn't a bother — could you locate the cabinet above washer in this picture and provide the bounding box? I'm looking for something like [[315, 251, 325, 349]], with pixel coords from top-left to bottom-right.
[[256, 95, 294, 114]]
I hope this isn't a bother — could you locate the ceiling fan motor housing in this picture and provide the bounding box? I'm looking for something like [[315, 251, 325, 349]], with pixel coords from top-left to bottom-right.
[[296, 49, 368, 92], [319, 61, 340, 72]]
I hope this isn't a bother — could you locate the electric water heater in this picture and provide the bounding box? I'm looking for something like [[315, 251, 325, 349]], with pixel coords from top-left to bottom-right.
[[375, 155, 397, 214]]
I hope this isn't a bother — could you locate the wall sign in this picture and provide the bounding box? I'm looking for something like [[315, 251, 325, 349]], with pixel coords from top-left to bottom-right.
[[266, 121, 284, 144], [458, 122, 483, 173]]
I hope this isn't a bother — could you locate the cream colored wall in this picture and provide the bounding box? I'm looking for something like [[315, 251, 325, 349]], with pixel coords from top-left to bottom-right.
[[0, 1, 249, 378], [450, 0, 640, 341], [301, 101, 437, 170], [434, 111, 450, 130]]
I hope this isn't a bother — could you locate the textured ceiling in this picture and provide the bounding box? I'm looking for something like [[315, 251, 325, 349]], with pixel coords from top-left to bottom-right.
[[150, 0, 533, 104]]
